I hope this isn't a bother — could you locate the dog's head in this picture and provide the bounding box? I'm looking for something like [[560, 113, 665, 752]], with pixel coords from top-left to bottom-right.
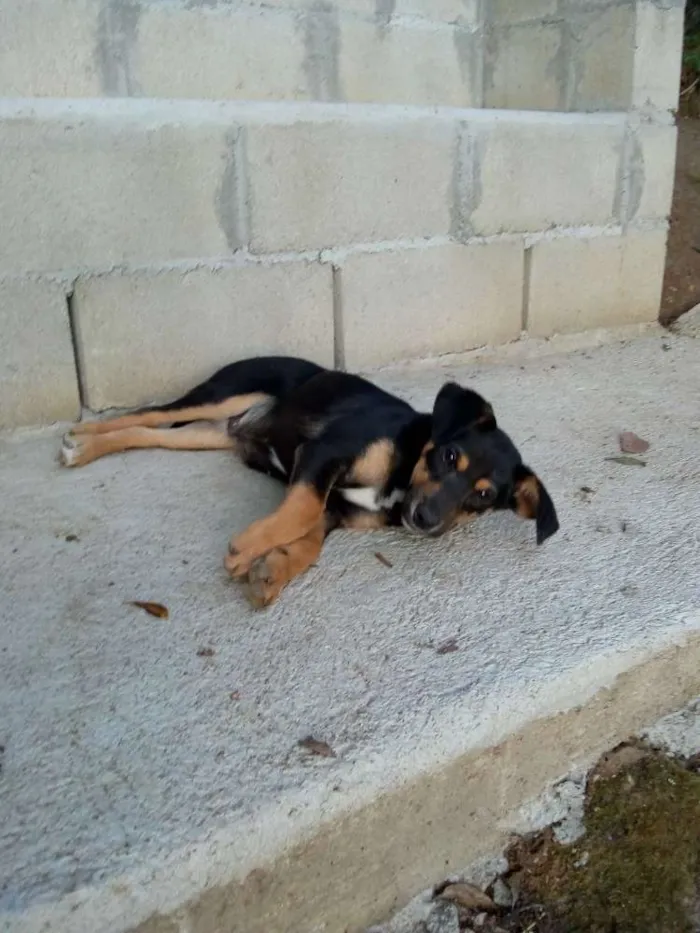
[[402, 383, 559, 545]]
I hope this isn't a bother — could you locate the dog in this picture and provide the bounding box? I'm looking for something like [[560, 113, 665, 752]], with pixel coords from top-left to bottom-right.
[[60, 356, 559, 607]]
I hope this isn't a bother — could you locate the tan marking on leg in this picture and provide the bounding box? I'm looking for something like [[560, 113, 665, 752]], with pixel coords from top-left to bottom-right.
[[341, 511, 387, 531], [71, 393, 271, 435], [225, 483, 325, 578], [246, 521, 326, 608], [514, 474, 540, 519], [410, 442, 434, 487], [349, 439, 395, 486], [61, 424, 234, 468], [455, 510, 481, 526]]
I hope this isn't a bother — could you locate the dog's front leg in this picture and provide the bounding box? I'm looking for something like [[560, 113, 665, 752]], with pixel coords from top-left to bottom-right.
[[225, 443, 342, 578]]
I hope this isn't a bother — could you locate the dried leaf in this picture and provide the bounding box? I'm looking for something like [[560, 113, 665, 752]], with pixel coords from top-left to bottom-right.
[[197, 647, 215, 657], [437, 638, 459, 655], [374, 551, 393, 569], [619, 431, 650, 454], [229, 690, 241, 701], [129, 601, 169, 619], [299, 736, 336, 758], [604, 456, 646, 468], [438, 882, 496, 912]]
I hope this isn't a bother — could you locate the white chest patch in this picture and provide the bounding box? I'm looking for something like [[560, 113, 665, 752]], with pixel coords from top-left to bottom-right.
[[339, 486, 405, 512], [268, 447, 287, 475]]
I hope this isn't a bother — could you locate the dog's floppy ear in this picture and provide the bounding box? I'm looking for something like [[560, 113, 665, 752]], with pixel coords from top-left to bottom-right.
[[432, 382, 496, 442], [511, 464, 559, 545]]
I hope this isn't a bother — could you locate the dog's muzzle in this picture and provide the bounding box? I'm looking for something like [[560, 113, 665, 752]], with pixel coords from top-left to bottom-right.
[[401, 496, 449, 537]]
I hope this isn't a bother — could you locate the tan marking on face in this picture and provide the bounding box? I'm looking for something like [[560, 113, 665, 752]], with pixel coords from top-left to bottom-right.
[[410, 442, 434, 487], [455, 511, 479, 525], [514, 475, 540, 519], [475, 478, 493, 492], [456, 453, 470, 472], [349, 439, 395, 487], [341, 512, 387, 531]]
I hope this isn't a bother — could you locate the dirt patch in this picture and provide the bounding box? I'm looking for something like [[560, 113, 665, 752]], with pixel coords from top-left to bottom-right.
[[660, 117, 700, 325], [441, 743, 700, 933]]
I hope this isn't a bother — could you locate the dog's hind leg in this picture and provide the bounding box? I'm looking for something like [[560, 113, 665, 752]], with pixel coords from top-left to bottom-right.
[[70, 357, 324, 436], [60, 424, 235, 468], [70, 393, 271, 435]]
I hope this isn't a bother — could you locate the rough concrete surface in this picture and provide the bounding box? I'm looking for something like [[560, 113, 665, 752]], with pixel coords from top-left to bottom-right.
[[673, 303, 700, 339], [1, 331, 700, 933]]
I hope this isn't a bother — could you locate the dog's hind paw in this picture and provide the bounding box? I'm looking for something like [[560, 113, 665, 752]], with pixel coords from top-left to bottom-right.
[[60, 433, 88, 468]]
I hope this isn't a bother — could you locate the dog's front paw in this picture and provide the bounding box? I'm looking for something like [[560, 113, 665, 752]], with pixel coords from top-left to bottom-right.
[[224, 540, 256, 578], [246, 551, 288, 608]]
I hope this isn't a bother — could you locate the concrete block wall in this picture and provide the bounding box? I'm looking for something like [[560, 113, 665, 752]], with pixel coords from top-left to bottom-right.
[[0, 0, 685, 427], [0, 0, 685, 113], [0, 100, 676, 423]]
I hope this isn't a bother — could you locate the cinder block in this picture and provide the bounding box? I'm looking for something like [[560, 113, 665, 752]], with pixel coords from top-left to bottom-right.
[[246, 118, 455, 252], [633, 124, 678, 223], [0, 0, 100, 97], [572, 4, 635, 111], [339, 242, 524, 369], [484, 22, 562, 110], [0, 279, 80, 428], [339, 19, 480, 107], [487, 0, 558, 23], [394, 0, 480, 24], [135, 5, 308, 101], [242, 0, 476, 21], [73, 262, 334, 410], [466, 118, 623, 236], [0, 114, 241, 274], [527, 230, 668, 337], [633, 1, 685, 114]]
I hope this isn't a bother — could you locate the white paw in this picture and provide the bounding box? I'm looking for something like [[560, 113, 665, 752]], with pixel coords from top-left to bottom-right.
[[60, 434, 83, 467]]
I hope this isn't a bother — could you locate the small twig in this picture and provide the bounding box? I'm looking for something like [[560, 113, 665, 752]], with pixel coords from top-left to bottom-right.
[[681, 76, 700, 97]]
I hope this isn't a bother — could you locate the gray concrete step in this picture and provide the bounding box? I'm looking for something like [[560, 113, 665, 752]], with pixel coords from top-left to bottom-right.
[[1, 328, 699, 933]]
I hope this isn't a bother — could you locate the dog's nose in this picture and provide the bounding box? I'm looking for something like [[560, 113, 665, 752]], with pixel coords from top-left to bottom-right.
[[412, 499, 439, 532]]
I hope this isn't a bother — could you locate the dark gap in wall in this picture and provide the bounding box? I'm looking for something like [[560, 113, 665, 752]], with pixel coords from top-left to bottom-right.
[[66, 288, 87, 410], [331, 264, 345, 371], [522, 246, 533, 333]]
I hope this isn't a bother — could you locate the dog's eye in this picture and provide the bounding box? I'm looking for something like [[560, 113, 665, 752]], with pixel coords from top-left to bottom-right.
[[442, 447, 459, 469]]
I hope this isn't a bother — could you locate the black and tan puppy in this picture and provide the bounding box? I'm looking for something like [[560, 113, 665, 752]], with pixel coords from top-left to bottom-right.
[[60, 356, 559, 607]]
